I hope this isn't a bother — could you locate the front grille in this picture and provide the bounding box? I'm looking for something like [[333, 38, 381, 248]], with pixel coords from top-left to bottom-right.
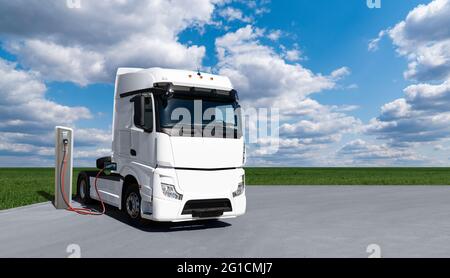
[[182, 199, 232, 215]]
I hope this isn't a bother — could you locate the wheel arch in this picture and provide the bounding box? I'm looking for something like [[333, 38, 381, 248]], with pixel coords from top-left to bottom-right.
[[121, 174, 139, 209], [118, 164, 153, 210]]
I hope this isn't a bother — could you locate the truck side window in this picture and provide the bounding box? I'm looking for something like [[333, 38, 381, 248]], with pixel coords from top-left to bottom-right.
[[143, 97, 153, 132], [131, 95, 153, 132]]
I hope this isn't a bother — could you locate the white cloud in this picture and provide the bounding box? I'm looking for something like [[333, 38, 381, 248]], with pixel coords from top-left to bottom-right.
[[75, 128, 112, 147], [404, 79, 450, 111], [0, 140, 52, 156], [218, 6, 253, 23], [0, 0, 221, 85], [6, 40, 107, 87], [0, 59, 91, 132], [0, 58, 115, 166], [387, 0, 450, 81], [283, 49, 302, 62], [74, 148, 112, 159], [330, 67, 351, 80], [368, 0, 450, 151], [337, 139, 420, 165], [0, 155, 54, 167], [0, 127, 113, 166], [367, 80, 450, 144], [434, 144, 448, 151], [277, 99, 361, 146], [216, 25, 337, 103], [281, 110, 360, 145], [267, 30, 282, 41], [368, 30, 386, 52], [215, 25, 360, 164]]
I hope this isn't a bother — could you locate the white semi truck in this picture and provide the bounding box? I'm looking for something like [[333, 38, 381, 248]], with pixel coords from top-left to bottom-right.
[[76, 68, 246, 223]]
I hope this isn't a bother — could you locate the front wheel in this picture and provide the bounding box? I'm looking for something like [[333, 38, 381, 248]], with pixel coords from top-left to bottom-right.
[[77, 172, 93, 204], [123, 184, 142, 225]]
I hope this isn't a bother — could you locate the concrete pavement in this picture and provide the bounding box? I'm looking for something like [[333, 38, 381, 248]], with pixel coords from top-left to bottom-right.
[[1, 186, 450, 258]]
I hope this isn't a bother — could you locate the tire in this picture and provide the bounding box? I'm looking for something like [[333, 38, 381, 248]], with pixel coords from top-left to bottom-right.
[[77, 172, 93, 204], [123, 184, 142, 225]]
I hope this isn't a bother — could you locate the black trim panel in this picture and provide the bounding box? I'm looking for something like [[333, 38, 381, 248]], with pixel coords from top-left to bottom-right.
[[182, 199, 232, 215], [85, 171, 123, 182], [98, 175, 123, 182], [120, 87, 168, 98], [119, 89, 149, 98]]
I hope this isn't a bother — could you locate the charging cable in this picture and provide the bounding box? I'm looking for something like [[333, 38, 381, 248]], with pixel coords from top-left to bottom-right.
[[59, 139, 106, 215]]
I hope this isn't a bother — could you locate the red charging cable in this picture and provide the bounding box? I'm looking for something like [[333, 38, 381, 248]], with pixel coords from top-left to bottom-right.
[[60, 142, 106, 215]]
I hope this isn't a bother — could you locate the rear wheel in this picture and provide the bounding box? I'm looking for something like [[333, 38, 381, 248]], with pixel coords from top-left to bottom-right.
[[77, 172, 93, 204], [123, 184, 142, 225]]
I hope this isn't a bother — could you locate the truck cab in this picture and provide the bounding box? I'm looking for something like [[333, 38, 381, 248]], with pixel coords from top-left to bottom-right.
[[77, 68, 246, 223]]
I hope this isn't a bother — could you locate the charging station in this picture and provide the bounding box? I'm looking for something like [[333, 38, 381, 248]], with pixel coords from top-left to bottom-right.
[[55, 126, 73, 209]]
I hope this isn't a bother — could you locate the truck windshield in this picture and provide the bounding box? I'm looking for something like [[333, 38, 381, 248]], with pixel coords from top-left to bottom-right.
[[156, 92, 242, 139]]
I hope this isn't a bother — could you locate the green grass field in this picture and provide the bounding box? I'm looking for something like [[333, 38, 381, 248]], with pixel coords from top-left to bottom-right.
[[245, 167, 450, 185], [1, 167, 450, 210], [0, 168, 90, 210]]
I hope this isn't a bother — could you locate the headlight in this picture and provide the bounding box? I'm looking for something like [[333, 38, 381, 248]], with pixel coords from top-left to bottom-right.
[[233, 176, 245, 197], [161, 183, 183, 200]]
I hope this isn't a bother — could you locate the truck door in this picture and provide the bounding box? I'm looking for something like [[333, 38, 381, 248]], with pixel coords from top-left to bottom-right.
[[130, 93, 156, 167]]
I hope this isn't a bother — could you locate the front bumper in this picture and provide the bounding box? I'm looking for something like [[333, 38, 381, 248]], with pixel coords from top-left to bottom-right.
[[149, 194, 246, 222], [143, 167, 246, 222]]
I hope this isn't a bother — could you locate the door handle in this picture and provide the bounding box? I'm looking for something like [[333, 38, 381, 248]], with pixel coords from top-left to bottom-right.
[[130, 149, 137, 156]]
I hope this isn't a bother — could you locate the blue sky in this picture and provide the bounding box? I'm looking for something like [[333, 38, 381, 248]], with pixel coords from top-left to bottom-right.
[[0, 0, 449, 166]]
